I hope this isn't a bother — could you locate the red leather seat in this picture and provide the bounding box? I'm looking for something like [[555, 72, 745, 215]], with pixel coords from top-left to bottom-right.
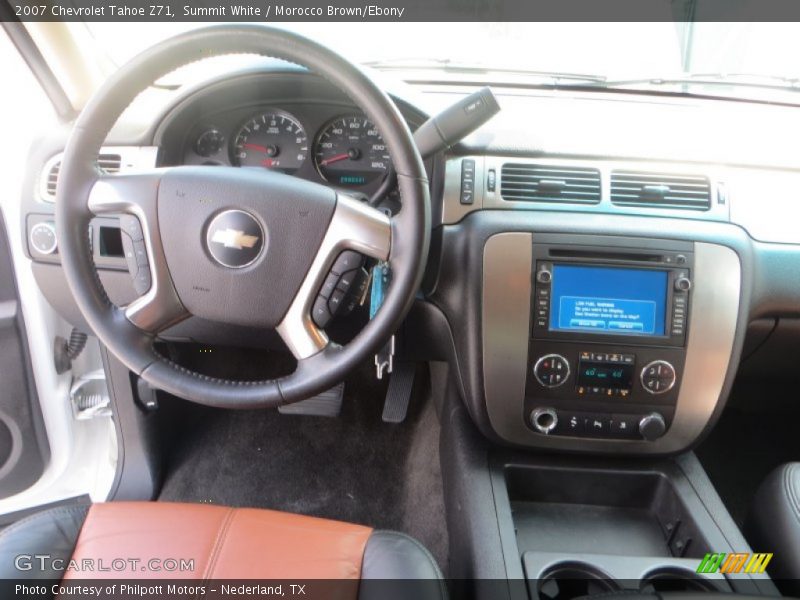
[[0, 501, 445, 599]]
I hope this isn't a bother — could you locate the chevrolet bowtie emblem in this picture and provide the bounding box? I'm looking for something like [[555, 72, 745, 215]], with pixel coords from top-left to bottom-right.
[[210, 228, 260, 250]]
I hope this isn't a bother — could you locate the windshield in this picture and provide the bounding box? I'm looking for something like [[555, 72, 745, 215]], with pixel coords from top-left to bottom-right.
[[83, 22, 800, 103]]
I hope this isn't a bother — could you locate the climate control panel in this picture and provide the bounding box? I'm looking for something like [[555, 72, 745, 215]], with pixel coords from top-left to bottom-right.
[[530, 408, 666, 440], [524, 342, 685, 442]]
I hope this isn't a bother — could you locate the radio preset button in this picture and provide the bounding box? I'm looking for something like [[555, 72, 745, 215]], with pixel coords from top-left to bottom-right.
[[533, 354, 570, 388]]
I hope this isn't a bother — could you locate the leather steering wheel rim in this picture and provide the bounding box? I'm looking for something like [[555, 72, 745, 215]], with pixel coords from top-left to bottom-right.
[[55, 25, 430, 408]]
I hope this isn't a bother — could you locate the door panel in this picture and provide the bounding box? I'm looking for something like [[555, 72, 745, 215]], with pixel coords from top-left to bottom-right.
[[0, 208, 48, 497]]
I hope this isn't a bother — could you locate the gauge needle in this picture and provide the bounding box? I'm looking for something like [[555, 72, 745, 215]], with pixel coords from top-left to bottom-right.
[[244, 143, 269, 153], [320, 153, 349, 166]]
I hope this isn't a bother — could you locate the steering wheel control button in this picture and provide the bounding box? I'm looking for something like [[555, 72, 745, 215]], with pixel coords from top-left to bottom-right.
[[533, 353, 570, 388], [119, 215, 144, 242], [531, 407, 558, 434], [133, 241, 148, 266], [312, 296, 332, 328], [337, 269, 358, 291], [314, 262, 370, 327], [133, 270, 152, 295], [641, 360, 677, 394], [205, 209, 264, 269], [639, 412, 667, 441], [331, 250, 364, 274], [319, 273, 339, 299], [29, 221, 58, 255], [328, 289, 346, 316]]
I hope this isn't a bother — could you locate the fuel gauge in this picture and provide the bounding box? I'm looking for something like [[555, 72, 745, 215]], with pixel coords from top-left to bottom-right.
[[194, 129, 225, 157]]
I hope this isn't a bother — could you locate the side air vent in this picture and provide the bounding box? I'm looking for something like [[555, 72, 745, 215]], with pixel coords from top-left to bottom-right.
[[610, 171, 711, 210], [500, 163, 601, 205], [40, 153, 122, 202]]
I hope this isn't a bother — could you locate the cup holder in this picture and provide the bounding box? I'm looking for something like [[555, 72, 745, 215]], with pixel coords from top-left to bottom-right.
[[640, 567, 720, 593], [537, 561, 620, 600]]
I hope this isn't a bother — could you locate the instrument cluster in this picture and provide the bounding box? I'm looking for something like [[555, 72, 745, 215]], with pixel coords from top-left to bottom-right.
[[184, 105, 392, 190]]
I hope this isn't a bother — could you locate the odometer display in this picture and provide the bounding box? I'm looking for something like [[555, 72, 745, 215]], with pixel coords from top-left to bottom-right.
[[314, 115, 390, 186], [232, 111, 308, 173]]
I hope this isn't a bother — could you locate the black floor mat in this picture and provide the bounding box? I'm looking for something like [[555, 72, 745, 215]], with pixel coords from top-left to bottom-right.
[[696, 378, 800, 526], [157, 363, 448, 571]]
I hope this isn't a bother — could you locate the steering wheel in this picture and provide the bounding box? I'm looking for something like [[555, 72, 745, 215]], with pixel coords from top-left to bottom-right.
[[55, 25, 430, 408]]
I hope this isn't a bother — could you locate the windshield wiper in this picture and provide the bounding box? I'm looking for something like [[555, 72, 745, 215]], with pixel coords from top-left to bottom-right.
[[362, 58, 607, 84], [599, 72, 800, 93]]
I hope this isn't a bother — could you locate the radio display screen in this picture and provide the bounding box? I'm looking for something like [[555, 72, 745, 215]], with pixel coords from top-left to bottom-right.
[[549, 265, 668, 336]]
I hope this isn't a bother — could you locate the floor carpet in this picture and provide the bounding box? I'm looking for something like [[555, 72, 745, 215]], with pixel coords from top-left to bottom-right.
[[157, 361, 449, 571]]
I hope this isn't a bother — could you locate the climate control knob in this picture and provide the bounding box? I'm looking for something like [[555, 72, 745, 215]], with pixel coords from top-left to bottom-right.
[[639, 412, 667, 441], [533, 354, 570, 388], [640, 360, 676, 394]]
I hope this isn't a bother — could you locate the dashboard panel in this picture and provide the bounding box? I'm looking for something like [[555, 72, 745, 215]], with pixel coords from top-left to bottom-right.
[[18, 63, 800, 456]]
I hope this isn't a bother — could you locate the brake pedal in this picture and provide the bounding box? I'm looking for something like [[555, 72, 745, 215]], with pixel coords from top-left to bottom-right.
[[278, 382, 344, 417], [381, 362, 415, 423]]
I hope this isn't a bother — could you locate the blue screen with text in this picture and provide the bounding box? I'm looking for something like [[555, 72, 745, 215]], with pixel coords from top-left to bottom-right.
[[549, 265, 668, 336]]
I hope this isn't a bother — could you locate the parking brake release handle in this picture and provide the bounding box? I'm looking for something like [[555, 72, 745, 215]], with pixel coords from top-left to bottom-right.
[[413, 86, 500, 159]]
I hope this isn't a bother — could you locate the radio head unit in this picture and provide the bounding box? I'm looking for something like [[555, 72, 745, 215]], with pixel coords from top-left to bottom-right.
[[532, 243, 692, 347]]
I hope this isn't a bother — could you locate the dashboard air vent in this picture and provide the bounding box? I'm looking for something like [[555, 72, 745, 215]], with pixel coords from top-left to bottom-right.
[[610, 171, 711, 210], [500, 163, 601, 204], [41, 153, 122, 202]]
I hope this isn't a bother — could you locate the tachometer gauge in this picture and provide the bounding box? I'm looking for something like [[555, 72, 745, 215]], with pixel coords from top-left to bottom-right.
[[232, 111, 308, 173], [314, 115, 390, 186]]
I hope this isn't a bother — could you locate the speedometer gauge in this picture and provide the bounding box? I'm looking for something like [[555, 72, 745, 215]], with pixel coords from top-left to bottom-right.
[[232, 111, 308, 173], [314, 115, 390, 186]]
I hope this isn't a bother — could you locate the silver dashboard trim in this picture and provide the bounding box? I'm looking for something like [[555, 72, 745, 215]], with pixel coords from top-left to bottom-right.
[[444, 155, 730, 225], [482, 232, 533, 439], [482, 235, 741, 454]]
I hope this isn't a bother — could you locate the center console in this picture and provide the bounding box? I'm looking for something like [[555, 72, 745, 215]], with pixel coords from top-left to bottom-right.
[[482, 232, 741, 454], [525, 236, 692, 443]]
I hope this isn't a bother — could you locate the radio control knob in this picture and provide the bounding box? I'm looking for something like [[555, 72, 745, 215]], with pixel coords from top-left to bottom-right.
[[536, 268, 552, 284], [674, 276, 692, 292], [639, 412, 666, 441], [640, 360, 676, 395], [531, 407, 558, 434], [533, 354, 570, 388]]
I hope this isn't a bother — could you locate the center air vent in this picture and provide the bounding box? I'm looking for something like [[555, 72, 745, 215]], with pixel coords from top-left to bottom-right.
[[41, 153, 122, 202], [500, 163, 601, 205], [610, 171, 711, 210]]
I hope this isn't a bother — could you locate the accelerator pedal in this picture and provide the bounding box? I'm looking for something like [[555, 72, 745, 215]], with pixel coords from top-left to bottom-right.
[[381, 362, 416, 423], [278, 382, 344, 417]]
